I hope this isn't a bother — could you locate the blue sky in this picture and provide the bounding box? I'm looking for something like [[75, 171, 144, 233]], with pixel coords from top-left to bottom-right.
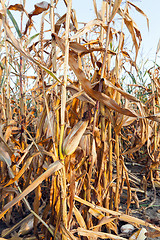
[[7, 0, 160, 66], [56, 0, 160, 65]]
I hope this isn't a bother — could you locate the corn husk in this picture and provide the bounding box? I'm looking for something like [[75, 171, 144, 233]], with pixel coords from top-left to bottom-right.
[[63, 120, 88, 156]]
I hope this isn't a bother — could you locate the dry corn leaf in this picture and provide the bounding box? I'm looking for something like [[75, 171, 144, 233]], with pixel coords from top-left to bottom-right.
[[53, 33, 138, 118], [23, 1, 50, 34], [121, 115, 136, 127], [80, 48, 116, 57], [88, 208, 105, 220], [105, 79, 140, 102], [29, 1, 50, 17], [74, 195, 160, 232], [4, 152, 40, 187], [129, 227, 147, 240], [4, 126, 12, 142], [0, 161, 63, 219], [156, 39, 160, 54], [0, 135, 13, 157], [73, 206, 87, 229], [67, 85, 95, 105], [55, 13, 66, 34], [90, 216, 117, 229], [0, 144, 11, 167], [121, 50, 131, 58], [146, 113, 160, 123], [70, 19, 103, 40], [109, 0, 123, 23], [128, 1, 149, 30], [121, 137, 145, 155], [77, 228, 127, 240], [0, 13, 61, 84], [124, 18, 139, 58], [8, 4, 28, 16], [69, 41, 88, 53]]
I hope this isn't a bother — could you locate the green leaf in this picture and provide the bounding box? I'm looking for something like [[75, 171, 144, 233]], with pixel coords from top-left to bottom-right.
[[7, 9, 22, 38]]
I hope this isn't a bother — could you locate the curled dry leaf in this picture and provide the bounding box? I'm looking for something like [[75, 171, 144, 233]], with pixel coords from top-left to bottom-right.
[[55, 13, 66, 34], [0, 144, 11, 167], [24, 1, 50, 35], [29, 1, 50, 17], [53, 33, 138, 118], [8, 4, 28, 16], [128, 1, 149, 30], [109, 0, 123, 23], [70, 19, 103, 40]]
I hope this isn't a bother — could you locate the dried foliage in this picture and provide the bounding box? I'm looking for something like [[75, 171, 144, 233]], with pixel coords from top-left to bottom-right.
[[0, 0, 160, 239]]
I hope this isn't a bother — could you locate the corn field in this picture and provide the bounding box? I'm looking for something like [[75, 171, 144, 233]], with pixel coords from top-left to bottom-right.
[[0, 0, 160, 239]]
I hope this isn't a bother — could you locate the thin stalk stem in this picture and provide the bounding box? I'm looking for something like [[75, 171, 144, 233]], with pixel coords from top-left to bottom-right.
[[114, 2, 128, 211], [59, 1, 72, 238]]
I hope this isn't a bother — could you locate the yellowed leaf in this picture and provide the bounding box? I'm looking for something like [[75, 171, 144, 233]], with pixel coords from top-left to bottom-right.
[[77, 228, 127, 240], [0, 161, 63, 219], [88, 208, 105, 220], [0, 144, 11, 167], [128, 1, 149, 30], [70, 19, 103, 40], [129, 227, 147, 240], [109, 0, 123, 23], [8, 4, 28, 16], [4, 152, 40, 187], [90, 216, 116, 229], [55, 13, 66, 34], [74, 195, 160, 232], [73, 206, 87, 229], [67, 85, 95, 105], [29, 1, 50, 17], [0, 13, 61, 84], [146, 113, 160, 123], [53, 33, 138, 118], [156, 39, 160, 54]]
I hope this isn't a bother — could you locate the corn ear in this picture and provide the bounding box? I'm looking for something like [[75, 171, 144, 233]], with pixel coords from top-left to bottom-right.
[[63, 120, 88, 156]]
